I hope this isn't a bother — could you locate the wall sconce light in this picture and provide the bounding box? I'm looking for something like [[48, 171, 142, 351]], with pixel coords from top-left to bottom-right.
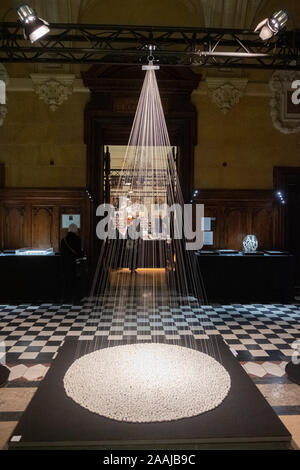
[[276, 191, 286, 205]]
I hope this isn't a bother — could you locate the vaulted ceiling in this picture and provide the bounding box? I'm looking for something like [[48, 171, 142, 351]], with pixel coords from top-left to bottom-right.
[[1, 0, 299, 28], [181, 0, 268, 28]]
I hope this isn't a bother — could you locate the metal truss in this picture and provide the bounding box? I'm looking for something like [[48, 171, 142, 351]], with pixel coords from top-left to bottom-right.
[[1, 22, 300, 69]]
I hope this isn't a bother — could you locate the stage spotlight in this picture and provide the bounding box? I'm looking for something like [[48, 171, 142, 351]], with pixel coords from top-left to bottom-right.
[[17, 4, 50, 43], [255, 10, 289, 41]]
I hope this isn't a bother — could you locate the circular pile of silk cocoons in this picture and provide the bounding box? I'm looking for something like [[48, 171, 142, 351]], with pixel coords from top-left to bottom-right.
[[64, 342, 231, 423]]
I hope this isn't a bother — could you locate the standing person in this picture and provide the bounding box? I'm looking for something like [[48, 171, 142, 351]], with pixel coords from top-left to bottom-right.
[[60, 223, 84, 303]]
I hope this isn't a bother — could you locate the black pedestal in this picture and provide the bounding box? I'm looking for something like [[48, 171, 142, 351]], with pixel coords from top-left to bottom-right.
[[8, 337, 291, 450], [285, 362, 300, 385], [0, 364, 10, 387]]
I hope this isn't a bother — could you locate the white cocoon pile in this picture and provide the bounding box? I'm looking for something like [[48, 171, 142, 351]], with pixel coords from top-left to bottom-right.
[[64, 343, 231, 423]]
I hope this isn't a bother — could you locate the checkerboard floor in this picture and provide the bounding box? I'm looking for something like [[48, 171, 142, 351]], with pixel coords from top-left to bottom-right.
[[0, 298, 299, 364]]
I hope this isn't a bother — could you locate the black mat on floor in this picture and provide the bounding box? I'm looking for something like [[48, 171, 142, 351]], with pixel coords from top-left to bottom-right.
[[286, 362, 300, 385], [0, 364, 10, 387], [8, 337, 291, 449]]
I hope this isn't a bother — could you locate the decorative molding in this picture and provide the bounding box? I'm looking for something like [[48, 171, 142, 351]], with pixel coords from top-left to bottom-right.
[[30, 74, 76, 111], [7, 77, 89, 93], [6, 76, 269, 97], [193, 80, 270, 97], [4, 206, 26, 219], [206, 77, 248, 113], [269, 70, 300, 134], [32, 206, 53, 216]]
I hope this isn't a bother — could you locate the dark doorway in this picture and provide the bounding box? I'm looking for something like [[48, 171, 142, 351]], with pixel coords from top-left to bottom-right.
[[286, 182, 300, 288], [104, 144, 179, 204], [274, 166, 300, 290], [82, 64, 201, 262]]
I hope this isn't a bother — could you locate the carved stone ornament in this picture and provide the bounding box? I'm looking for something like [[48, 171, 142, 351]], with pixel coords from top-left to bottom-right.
[[206, 77, 248, 113], [269, 70, 300, 134], [30, 74, 75, 111]]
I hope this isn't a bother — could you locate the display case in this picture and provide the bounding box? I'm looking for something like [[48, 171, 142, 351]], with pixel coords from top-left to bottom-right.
[[0, 249, 61, 302], [15, 248, 54, 256], [195, 251, 294, 302]]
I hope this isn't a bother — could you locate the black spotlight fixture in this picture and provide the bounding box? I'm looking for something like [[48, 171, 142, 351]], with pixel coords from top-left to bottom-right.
[[0, 364, 10, 387], [17, 3, 50, 43], [254, 9, 289, 41]]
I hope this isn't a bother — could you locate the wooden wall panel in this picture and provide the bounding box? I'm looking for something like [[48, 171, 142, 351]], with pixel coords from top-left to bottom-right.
[[250, 207, 275, 250], [194, 190, 280, 251], [0, 189, 89, 255], [3, 206, 25, 249], [0, 188, 281, 256], [223, 207, 249, 251], [32, 207, 54, 249], [0, 163, 5, 188]]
